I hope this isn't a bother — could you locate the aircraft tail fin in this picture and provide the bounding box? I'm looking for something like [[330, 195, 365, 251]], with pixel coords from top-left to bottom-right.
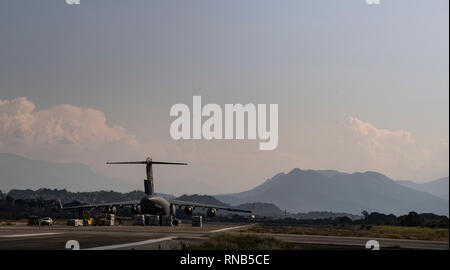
[[106, 157, 187, 195]]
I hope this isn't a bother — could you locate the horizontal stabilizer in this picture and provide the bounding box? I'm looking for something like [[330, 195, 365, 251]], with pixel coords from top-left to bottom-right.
[[106, 161, 147, 164], [107, 161, 187, 165]]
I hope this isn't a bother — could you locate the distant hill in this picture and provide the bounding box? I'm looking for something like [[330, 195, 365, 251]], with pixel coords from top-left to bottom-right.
[[235, 202, 285, 217], [0, 153, 134, 192], [397, 177, 449, 200], [215, 168, 449, 216], [293, 211, 361, 220], [174, 194, 359, 218], [6, 188, 174, 204]]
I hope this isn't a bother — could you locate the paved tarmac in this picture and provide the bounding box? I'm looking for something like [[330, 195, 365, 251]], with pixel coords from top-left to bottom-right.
[[0, 224, 447, 250]]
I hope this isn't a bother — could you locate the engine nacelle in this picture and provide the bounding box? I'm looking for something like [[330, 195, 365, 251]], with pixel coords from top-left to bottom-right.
[[184, 206, 194, 215], [130, 204, 141, 214], [207, 208, 216, 217]]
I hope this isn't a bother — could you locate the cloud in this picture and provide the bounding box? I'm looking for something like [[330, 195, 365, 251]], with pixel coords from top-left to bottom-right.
[[0, 97, 145, 179], [348, 116, 414, 145], [0, 97, 138, 147], [347, 116, 414, 162], [345, 116, 448, 180]]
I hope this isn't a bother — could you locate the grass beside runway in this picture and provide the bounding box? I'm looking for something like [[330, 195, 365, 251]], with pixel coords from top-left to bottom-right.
[[244, 225, 449, 242], [179, 233, 369, 250], [182, 233, 296, 250]]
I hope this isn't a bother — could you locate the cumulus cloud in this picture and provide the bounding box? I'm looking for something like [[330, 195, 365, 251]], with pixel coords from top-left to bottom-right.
[[347, 116, 414, 163], [0, 97, 138, 147], [345, 116, 448, 180], [0, 97, 146, 179], [348, 116, 414, 145]]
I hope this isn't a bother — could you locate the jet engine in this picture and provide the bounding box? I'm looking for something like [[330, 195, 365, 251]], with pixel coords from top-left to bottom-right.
[[130, 204, 141, 214], [207, 208, 216, 217], [184, 206, 194, 215]]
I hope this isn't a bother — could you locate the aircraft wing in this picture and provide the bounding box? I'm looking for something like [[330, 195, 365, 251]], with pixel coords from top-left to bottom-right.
[[170, 199, 252, 214], [61, 200, 140, 210]]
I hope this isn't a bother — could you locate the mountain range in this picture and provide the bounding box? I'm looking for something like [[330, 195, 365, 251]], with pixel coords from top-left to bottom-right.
[[0, 153, 133, 192], [397, 178, 449, 200], [0, 153, 448, 216], [215, 169, 449, 216]]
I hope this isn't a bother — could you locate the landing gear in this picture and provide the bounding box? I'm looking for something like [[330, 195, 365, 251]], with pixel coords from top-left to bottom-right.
[[173, 218, 181, 226]]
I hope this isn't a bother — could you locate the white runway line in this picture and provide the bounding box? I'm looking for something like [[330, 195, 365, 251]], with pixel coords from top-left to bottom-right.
[[208, 224, 253, 233], [84, 236, 174, 250], [0, 232, 63, 238]]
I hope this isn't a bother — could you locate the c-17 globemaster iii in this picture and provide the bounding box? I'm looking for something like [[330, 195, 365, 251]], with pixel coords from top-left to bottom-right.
[[61, 157, 252, 225]]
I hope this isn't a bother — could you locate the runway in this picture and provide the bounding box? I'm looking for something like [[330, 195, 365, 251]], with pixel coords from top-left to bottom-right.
[[0, 224, 251, 250], [0, 224, 447, 250]]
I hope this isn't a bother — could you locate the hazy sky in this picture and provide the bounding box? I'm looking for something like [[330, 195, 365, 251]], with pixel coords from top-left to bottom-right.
[[0, 0, 448, 194]]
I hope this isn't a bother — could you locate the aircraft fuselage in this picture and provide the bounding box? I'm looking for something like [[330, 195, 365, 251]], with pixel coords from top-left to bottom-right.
[[139, 194, 175, 216]]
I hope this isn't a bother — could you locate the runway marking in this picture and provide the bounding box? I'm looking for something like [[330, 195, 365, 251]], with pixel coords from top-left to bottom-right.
[[208, 224, 253, 233], [84, 236, 174, 250], [0, 232, 62, 238]]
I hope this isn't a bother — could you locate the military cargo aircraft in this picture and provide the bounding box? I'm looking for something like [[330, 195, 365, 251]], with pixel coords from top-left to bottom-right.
[[61, 157, 252, 225]]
